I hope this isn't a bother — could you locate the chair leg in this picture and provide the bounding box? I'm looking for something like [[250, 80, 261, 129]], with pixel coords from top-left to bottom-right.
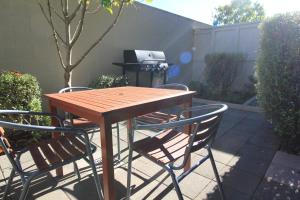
[[2, 168, 15, 200], [87, 152, 103, 200], [19, 176, 34, 200], [126, 124, 134, 199], [73, 162, 81, 180], [168, 168, 184, 200], [208, 148, 225, 200], [116, 123, 121, 160]]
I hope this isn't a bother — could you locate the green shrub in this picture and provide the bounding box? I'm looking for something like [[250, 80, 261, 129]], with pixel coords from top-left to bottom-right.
[[90, 74, 128, 89], [0, 71, 50, 147], [0, 71, 42, 111], [189, 80, 255, 104], [256, 13, 300, 152], [204, 53, 245, 96], [189, 53, 253, 104]]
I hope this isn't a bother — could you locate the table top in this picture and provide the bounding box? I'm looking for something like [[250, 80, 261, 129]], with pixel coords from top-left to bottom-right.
[[45, 86, 195, 123]]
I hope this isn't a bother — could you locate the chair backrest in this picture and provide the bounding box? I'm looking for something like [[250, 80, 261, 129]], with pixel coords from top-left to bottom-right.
[[0, 125, 20, 170], [135, 104, 228, 168], [156, 83, 189, 91], [0, 110, 82, 174], [59, 86, 93, 93], [180, 104, 227, 153]]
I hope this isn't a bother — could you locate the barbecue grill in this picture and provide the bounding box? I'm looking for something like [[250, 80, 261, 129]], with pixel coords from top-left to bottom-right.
[[113, 50, 171, 86]]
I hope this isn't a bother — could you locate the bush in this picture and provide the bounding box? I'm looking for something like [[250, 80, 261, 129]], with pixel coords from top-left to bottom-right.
[[204, 53, 245, 96], [189, 53, 254, 104], [256, 13, 300, 153], [90, 74, 128, 89], [0, 71, 42, 111], [189, 80, 255, 104], [0, 71, 50, 147]]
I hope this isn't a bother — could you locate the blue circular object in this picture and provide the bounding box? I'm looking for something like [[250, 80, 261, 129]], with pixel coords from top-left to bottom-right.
[[180, 51, 192, 64]]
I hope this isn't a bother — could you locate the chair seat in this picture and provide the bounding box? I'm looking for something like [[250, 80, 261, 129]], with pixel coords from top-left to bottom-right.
[[133, 129, 189, 165], [65, 117, 97, 127], [28, 135, 94, 171], [137, 112, 178, 124]]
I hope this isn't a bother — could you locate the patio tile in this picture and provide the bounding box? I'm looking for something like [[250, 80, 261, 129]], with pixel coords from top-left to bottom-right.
[[191, 154, 226, 180], [253, 179, 300, 200], [218, 166, 262, 195], [237, 144, 276, 163], [231, 118, 265, 135], [213, 131, 249, 155], [0, 156, 12, 170], [228, 156, 270, 177], [247, 132, 280, 150], [32, 189, 70, 200], [195, 180, 251, 200], [195, 148, 235, 165], [178, 172, 211, 199], [125, 156, 211, 199], [244, 112, 266, 122]]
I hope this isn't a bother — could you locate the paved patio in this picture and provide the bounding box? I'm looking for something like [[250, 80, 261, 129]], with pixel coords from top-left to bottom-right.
[[0, 105, 280, 200]]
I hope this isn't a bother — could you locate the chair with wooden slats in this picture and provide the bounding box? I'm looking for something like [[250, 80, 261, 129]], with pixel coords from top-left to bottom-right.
[[136, 83, 189, 126], [0, 110, 103, 200], [126, 104, 228, 200], [59, 87, 122, 160]]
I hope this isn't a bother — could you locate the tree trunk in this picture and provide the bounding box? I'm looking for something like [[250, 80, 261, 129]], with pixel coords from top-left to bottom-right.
[[64, 71, 72, 88]]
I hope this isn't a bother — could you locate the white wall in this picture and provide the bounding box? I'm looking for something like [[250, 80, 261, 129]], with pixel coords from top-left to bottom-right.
[[192, 22, 260, 90], [0, 1, 210, 94]]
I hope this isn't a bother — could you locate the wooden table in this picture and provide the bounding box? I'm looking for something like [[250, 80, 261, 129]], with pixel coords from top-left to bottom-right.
[[45, 86, 195, 200]]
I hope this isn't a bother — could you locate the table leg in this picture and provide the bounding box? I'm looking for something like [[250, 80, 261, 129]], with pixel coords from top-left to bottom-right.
[[183, 97, 192, 172], [49, 104, 63, 176], [100, 118, 115, 200]]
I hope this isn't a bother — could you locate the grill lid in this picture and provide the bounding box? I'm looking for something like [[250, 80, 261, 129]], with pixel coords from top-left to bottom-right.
[[124, 50, 166, 64]]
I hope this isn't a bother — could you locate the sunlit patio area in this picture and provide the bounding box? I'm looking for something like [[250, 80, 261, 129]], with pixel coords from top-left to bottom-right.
[[1, 103, 283, 200], [1, 0, 300, 200]]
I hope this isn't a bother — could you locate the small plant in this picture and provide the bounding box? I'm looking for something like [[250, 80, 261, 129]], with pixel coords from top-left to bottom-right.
[[256, 13, 300, 153], [204, 53, 245, 96], [90, 74, 128, 89], [0, 71, 50, 148]]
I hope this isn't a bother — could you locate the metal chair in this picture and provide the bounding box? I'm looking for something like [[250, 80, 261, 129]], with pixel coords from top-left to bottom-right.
[[136, 83, 189, 125], [59, 87, 122, 160], [126, 104, 228, 200], [0, 110, 103, 200]]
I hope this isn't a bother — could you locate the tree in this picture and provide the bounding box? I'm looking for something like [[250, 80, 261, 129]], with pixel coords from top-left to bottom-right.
[[213, 0, 265, 26], [37, 0, 134, 87]]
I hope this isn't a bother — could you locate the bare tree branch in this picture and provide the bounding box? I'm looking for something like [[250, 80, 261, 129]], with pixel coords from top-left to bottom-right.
[[45, 0, 66, 69], [70, 0, 87, 47], [50, 5, 64, 21], [71, 0, 126, 70], [69, 2, 82, 22], [37, 1, 67, 45]]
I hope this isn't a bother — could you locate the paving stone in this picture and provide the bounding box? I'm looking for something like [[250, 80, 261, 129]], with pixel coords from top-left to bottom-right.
[[253, 179, 300, 200], [213, 132, 249, 156], [247, 132, 280, 150], [191, 154, 226, 180], [228, 155, 270, 177], [236, 144, 276, 163], [271, 151, 300, 170], [244, 112, 266, 122], [231, 118, 265, 135], [218, 166, 262, 195], [195, 148, 235, 165], [177, 172, 211, 199], [195, 180, 251, 200]]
